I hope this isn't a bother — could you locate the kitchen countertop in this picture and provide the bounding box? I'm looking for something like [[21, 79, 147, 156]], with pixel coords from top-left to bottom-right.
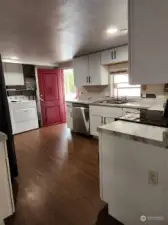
[[65, 99, 95, 104], [98, 120, 168, 148], [0, 132, 7, 141], [90, 102, 151, 109], [66, 99, 151, 109]]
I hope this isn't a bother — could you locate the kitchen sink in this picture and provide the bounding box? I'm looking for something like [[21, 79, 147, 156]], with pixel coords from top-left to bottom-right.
[[97, 99, 128, 104]]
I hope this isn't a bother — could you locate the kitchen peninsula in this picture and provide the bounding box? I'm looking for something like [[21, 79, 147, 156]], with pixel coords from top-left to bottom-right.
[[98, 120, 168, 225]]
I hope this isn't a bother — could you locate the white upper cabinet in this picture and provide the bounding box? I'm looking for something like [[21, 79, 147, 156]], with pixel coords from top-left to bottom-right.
[[73, 55, 89, 87], [101, 45, 128, 65], [129, 0, 168, 84], [88, 52, 108, 86], [74, 53, 108, 88], [3, 63, 24, 86]]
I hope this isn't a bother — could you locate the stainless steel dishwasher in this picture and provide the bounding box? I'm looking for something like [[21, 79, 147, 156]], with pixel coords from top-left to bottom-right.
[[72, 103, 90, 135]]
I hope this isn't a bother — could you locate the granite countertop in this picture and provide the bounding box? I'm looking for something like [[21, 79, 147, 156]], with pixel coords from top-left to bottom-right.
[[66, 99, 151, 109], [0, 132, 7, 141], [98, 120, 168, 148], [65, 99, 95, 104], [90, 102, 150, 109]]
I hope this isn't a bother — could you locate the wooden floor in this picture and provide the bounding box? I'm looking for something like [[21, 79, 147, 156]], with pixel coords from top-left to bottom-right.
[[5, 124, 122, 225]]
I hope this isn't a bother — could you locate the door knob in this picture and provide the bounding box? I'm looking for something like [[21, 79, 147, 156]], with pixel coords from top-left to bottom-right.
[[40, 97, 44, 102]]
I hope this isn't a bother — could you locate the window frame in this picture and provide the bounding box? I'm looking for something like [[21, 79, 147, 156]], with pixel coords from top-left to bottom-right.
[[110, 72, 141, 98]]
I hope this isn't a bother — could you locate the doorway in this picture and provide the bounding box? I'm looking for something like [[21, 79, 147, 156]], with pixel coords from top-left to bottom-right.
[[63, 69, 77, 100], [37, 69, 66, 127]]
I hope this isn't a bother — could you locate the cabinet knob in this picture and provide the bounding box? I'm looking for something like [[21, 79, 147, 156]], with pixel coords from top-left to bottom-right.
[[101, 117, 104, 124], [114, 50, 116, 59], [104, 117, 106, 124]]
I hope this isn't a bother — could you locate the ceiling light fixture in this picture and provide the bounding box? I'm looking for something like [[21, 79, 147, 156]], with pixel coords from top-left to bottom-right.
[[106, 27, 118, 34]]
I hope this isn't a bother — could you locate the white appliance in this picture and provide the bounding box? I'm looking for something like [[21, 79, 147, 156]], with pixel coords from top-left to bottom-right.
[[8, 96, 39, 134]]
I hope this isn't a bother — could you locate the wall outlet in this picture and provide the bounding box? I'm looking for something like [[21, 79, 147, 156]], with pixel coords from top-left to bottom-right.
[[148, 170, 158, 185]]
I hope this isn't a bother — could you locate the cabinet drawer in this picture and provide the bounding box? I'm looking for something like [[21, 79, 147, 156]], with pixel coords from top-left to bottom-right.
[[13, 108, 37, 122], [90, 105, 123, 118], [13, 119, 39, 134]]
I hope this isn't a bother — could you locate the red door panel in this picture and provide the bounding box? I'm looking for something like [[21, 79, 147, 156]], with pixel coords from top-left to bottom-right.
[[46, 106, 60, 125], [37, 69, 66, 127]]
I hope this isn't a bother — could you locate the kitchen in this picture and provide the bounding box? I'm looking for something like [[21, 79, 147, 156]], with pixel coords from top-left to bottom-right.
[[1, 0, 168, 225]]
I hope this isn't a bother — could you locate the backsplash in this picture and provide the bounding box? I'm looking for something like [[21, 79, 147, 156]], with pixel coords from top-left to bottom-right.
[[141, 84, 167, 95], [79, 83, 168, 100], [79, 86, 110, 100]]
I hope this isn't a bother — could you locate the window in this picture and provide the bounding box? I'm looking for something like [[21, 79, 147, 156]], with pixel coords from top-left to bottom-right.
[[63, 69, 77, 99], [111, 73, 140, 97]]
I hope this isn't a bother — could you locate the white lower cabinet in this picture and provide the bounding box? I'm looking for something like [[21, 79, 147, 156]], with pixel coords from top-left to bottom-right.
[[0, 137, 14, 224], [89, 106, 123, 136], [90, 115, 102, 136], [66, 112, 73, 130], [66, 103, 73, 130], [99, 132, 167, 225]]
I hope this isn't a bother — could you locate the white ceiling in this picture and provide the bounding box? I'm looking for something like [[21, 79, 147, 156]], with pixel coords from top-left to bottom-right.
[[0, 0, 128, 65]]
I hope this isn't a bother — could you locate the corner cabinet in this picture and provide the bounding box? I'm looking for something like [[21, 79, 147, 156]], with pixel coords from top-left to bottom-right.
[[3, 63, 24, 86], [101, 45, 128, 65], [73, 53, 108, 88], [129, 0, 168, 84]]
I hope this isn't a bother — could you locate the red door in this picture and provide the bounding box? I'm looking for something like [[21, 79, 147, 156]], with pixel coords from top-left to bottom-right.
[[37, 69, 66, 127]]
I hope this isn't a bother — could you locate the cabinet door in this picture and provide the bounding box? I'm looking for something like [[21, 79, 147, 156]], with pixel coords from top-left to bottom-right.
[[66, 115, 73, 130], [101, 49, 116, 65], [0, 142, 14, 219], [89, 52, 101, 85], [66, 111, 73, 130], [115, 45, 128, 63], [101, 45, 128, 65], [5, 63, 24, 86], [129, 0, 168, 84], [73, 56, 89, 88], [90, 115, 102, 136], [66, 104, 73, 130]]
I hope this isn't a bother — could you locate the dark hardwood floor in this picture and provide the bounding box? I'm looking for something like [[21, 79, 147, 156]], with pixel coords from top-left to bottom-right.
[[5, 124, 122, 225]]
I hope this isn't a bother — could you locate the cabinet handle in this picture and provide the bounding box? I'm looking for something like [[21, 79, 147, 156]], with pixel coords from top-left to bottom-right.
[[89, 77, 91, 83], [114, 51, 116, 59], [104, 117, 106, 124], [111, 52, 114, 59], [101, 117, 103, 125]]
